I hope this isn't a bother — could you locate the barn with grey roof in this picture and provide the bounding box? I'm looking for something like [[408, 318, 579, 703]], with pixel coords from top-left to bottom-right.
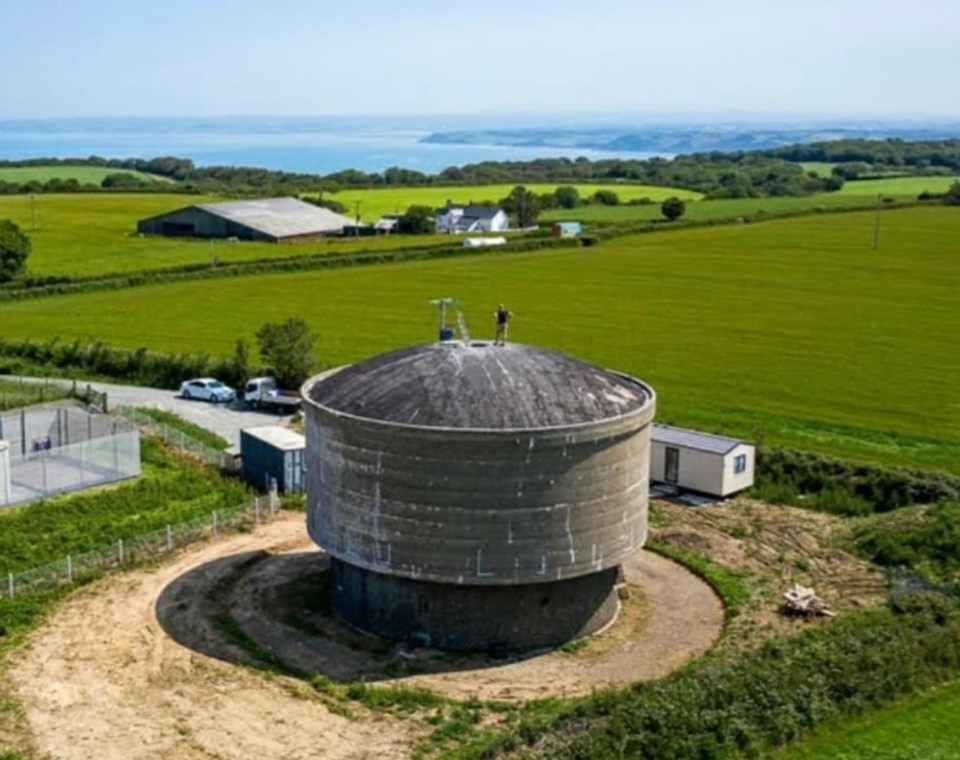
[[137, 197, 355, 242]]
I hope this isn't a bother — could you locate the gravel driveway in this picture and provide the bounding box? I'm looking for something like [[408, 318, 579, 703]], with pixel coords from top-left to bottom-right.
[[18, 377, 294, 447]]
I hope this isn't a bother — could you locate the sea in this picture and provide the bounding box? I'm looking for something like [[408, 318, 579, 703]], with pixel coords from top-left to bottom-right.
[[0, 115, 656, 175]]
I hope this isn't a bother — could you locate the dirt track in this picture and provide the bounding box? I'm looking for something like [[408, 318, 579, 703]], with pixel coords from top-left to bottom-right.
[[7, 513, 723, 759]]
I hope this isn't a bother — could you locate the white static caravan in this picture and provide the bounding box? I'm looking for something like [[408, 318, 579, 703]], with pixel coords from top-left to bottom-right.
[[650, 424, 755, 498]]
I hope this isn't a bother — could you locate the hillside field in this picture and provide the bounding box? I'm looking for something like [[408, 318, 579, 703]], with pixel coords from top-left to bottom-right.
[[323, 182, 703, 221], [2, 205, 958, 474], [540, 191, 896, 223], [0, 193, 453, 277], [835, 174, 959, 196], [0, 165, 163, 185]]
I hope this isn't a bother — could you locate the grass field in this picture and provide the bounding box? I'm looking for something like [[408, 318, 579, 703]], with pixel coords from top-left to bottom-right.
[[540, 191, 898, 223], [798, 162, 837, 177], [0, 194, 453, 277], [835, 174, 959, 196], [0, 165, 163, 185], [777, 681, 960, 759], [323, 183, 702, 221], [2, 205, 958, 474]]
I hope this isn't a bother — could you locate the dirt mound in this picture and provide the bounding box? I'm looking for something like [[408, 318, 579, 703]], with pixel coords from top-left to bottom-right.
[[6, 514, 724, 758]]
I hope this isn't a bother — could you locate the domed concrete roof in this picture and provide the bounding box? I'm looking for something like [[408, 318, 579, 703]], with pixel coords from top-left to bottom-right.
[[306, 342, 652, 430]]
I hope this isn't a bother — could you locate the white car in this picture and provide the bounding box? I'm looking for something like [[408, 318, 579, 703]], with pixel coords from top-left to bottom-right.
[[179, 378, 236, 403]]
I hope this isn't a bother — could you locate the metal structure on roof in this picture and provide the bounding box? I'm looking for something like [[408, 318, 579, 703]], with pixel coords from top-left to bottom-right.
[[651, 424, 745, 455]]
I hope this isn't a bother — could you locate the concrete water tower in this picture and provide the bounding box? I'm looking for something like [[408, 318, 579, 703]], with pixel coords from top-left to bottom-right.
[[302, 341, 656, 651]]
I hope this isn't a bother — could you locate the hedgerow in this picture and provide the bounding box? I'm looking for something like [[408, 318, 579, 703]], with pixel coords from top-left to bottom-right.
[[451, 603, 960, 759], [753, 448, 960, 516]]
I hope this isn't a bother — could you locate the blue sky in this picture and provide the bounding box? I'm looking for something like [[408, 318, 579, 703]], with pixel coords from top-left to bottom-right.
[[2, 0, 959, 118]]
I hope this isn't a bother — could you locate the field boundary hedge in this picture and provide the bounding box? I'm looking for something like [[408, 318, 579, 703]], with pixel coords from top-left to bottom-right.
[[450, 603, 960, 759], [754, 447, 960, 516], [2, 198, 934, 304], [0, 236, 578, 303]]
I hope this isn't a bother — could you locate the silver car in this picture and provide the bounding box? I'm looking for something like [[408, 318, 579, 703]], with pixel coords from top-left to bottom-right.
[[179, 377, 236, 403]]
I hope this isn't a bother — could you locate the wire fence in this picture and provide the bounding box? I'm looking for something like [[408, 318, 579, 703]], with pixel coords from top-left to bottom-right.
[[114, 405, 233, 470], [0, 490, 280, 601]]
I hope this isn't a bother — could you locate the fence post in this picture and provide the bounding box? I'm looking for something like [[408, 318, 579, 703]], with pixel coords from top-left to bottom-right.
[[67, 555, 73, 584], [7, 573, 13, 599], [118, 539, 124, 564], [254, 497, 261, 525], [166, 524, 173, 551], [212, 511, 218, 537]]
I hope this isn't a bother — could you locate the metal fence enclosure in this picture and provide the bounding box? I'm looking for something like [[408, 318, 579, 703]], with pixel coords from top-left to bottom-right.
[[0, 492, 280, 601], [0, 404, 140, 508]]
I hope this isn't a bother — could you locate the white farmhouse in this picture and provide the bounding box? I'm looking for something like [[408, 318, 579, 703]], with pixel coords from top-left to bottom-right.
[[436, 203, 509, 234], [650, 424, 755, 498]]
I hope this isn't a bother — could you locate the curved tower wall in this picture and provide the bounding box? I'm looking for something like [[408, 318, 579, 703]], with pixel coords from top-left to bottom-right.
[[303, 361, 656, 650], [305, 370, 654, 586]]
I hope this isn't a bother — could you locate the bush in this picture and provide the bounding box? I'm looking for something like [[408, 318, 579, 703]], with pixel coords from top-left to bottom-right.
[[850, 502, 960, 581], [465, 606, 960, 759], [753, 448, 960, 515], [660, 197, 686, 221]]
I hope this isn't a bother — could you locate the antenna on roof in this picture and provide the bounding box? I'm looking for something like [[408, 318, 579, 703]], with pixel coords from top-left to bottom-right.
[[430, 298, 458, 341], [429, 298, 471, 343]]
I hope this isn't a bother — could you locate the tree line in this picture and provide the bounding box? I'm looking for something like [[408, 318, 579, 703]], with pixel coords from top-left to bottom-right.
[[2, 138, 958, 199]]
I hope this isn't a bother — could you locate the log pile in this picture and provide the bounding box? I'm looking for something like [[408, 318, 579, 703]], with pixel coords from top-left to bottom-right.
[[781, 583, 836, 618]]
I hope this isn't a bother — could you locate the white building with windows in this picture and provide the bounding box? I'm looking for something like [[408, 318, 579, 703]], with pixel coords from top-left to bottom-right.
[[436, 203, 509, 234], [649, 424, 755, 497]]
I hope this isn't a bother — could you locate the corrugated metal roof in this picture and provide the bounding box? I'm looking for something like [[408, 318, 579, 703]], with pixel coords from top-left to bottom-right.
[[651, 424, 748, 455], [241, 425, 305, 450], [195, 197, 354, 238]]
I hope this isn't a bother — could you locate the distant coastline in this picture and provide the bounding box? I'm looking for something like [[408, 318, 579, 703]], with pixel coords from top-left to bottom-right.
[[2, 116, 958, 176], [420, 123, 960, 154]]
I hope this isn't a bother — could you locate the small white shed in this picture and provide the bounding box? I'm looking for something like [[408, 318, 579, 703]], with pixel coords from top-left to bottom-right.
[[650, 424, 755, 498]]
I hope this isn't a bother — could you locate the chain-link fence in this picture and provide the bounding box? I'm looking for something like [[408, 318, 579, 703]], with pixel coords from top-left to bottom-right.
[[115, 406, 232, 470], [1, 490, 280, 600], [1, 404, 140, 507]]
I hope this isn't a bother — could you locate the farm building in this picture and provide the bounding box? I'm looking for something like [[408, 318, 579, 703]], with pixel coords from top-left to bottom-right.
[[650, 424, 754, 498], [137, 197, 355, 242], [302, 341, 656, 650], [552, 221, 582, 238], [374, 215, 400, 233], [240, 425, 305, 494], [436, 203, 509, 234]]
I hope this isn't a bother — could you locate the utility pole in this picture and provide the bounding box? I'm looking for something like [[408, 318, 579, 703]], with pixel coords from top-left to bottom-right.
[[872, 193, 882, 251]]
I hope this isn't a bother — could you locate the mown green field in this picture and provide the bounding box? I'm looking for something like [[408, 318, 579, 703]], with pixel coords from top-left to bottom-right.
[[0, 165, 163, 184], [777, 681, 960, 760], [324, 183, 702, 221], [2, 206, 958, 474], [836, 174, 959, 196], [540, 191, 895, 223], [798, 162, 837, 177], [0, 194, 452, 277]]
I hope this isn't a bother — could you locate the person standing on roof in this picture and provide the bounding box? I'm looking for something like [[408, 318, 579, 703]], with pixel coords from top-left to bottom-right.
[[494, 304, 512, 345]]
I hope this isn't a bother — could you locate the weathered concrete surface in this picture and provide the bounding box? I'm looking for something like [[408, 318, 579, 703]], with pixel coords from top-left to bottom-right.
[[308, 342, 651, 429], [303, 342, 655, 650], [330, 559, 621, 651], [304, 344, 655, 586]]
